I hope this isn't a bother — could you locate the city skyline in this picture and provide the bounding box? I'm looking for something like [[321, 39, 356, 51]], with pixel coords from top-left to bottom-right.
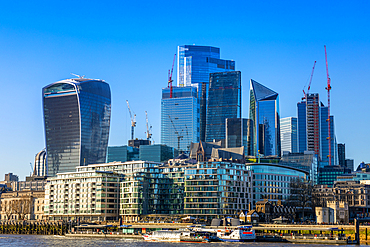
[[1, 1, 370, 179]]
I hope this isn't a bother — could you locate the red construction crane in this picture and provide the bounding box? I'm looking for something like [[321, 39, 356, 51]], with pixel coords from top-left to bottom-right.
[[325, 45, 332, 165], [302, 61, 317, 100], [168, 54, 176, 98]]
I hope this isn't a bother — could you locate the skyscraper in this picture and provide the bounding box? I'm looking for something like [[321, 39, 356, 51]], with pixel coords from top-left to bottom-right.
[[338, 143, 346, 167], [177, 45, 235, 141], [43, 77, 111, 177], [280, 117, 298, 153], [249, 79, 281, 157], [161, 86, 199, 152], [205, 71, 241, 142], [226, 118, 254, 156], [33, 149, 47, 177], [297, 93, 338, 166], [320, 106, 338, 166]]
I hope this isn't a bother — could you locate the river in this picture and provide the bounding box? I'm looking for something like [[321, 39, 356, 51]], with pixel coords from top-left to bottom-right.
[[0, 235, 368, 247]]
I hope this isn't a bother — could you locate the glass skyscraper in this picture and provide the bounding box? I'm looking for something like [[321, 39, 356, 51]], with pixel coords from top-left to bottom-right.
[[320, 106, 338, 167], [280, 117, 298, 153], [177, 45, 235, 141], [205, 71, 241, 142], [161, 86, 199, 152], [43, 78, 111, 177], [226, 118, 254, 156], [249, 79, 281, 157]]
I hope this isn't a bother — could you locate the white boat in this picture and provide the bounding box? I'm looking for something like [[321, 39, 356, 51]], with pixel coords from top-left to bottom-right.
[[142, 230, 221, 242], [143, 230, 182, 242], [216, 225, 256, 242]]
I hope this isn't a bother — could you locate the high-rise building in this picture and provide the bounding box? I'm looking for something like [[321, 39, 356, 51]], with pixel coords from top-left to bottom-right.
[[177, 45, 235, 141], [338, 143, 346, 167], [33, 149, 47, 177], [43, 77, 111, 177], [297, 93, 338, 166], [226, 118, 254, 156], [320, 106, 338, 166], [297, 94, 320, 155], [161, 86, 199, 152], [280, 117, 298, 153], [205, 71, 241, 142], [249, 79, 281, 157]]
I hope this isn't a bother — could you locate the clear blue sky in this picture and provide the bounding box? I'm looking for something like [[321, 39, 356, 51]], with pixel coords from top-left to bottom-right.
[[0, 0, 369, 180]]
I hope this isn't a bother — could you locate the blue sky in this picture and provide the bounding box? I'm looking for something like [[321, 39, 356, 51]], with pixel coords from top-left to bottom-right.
[[0, 1, 369, 179]]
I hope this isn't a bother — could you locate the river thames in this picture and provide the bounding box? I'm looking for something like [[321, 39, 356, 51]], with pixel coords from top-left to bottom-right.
[[0, 235, 367, 247]]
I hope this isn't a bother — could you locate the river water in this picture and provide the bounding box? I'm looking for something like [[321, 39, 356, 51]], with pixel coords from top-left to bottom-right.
[[0, 235, 367, 246]]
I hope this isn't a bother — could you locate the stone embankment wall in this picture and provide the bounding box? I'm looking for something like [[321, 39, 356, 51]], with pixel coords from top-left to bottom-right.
[[0, 221, 67, 235]]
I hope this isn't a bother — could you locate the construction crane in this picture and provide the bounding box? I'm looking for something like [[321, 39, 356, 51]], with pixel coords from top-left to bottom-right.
[[325, 45, 332, 166], [168, 115, 183, 151], [168, 54, 176, 98], [126, 100, 136, 140], [145, 111, 152, 142], [302, 61, 317, 100]]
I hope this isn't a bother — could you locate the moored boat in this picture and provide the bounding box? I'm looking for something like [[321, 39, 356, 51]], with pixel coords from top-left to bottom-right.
[[142, 230, 222, 242], [217, 225, 256, 242]]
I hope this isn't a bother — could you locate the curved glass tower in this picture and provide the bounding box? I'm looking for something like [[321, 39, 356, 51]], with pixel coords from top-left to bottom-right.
[[249, 79, 281, 157], [43, 78, 111, 177]]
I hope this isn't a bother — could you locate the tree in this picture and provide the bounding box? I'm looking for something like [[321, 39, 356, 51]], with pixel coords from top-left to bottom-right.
[[3, 200, 15, 220], [285, 177, 313, 222], [13, 197, 31, 220]]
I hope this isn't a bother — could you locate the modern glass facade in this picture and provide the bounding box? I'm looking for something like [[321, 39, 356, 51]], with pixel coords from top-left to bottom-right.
[[280, 117, 298, 153], [139, 144, 176, 163], [161, 86, 199, 152], [320, 106, 337, 166], [280, 151, 318, 184], [246, 163, 308, 206], [43, 78, 111, 177], [318, 165, 351, 187], [205, 71, 241, 142], [249, 79, 281, 157], [107, 146, 139, 163], [338, 143, 346, 167], [177, 45, 235, 142], [33, 149, 47, 176], [297, 102, 307, 153], [226, 118, 254, 156]]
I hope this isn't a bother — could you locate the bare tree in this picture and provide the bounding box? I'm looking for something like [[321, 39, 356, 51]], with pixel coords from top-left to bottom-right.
[[286, 177, 313, 222], [4, 201, 15, 220], [13, 197, 31, 220]]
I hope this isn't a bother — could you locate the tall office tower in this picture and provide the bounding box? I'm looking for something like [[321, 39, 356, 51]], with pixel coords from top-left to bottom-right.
[[249, 79, 281, 157], [320, 105, 338, 166], [33, 149, 47, 176], [205, 71, 241, 142], [177, 45, 235, 141], [297, 101, 307, 152], [338, 143, 346, 167], [43, 77, 111, 177], [226, 118, 254, 156], [161, 86, 199, 152], [306, 94, 320, 155], [280, 117, 298, 153], [297, 94, 320, 155]]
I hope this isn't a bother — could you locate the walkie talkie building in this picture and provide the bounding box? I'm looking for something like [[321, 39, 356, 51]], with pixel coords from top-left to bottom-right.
[[43, 77, 111, 177]]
